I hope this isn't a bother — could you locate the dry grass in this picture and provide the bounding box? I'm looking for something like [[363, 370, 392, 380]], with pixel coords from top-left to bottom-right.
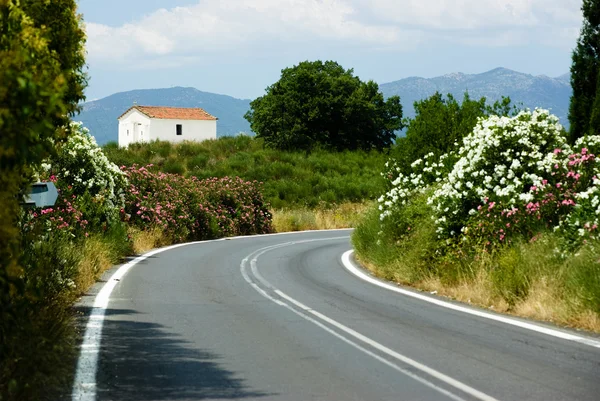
[[129, 226, 170, 254], [357, 253, 600, 333], [73, 227, 170, 295], [419, 273, 511, 313], [511, 277, 569, 324], [74, 237, 114, 292], [272, 202, 371, 232]]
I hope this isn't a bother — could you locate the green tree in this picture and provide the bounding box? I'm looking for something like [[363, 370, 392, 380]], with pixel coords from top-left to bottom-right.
[[391, 93, 516, 174], [245, 60, 403, 152], [0, 0, 87, 398], [568, 0, 600, 143]]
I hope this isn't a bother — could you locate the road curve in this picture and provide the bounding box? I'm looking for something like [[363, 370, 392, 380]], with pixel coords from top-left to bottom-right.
[[75, 230, 600, 401]]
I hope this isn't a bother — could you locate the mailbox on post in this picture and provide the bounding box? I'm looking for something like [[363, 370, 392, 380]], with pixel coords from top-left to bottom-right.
[[22, 182, 59, 208]]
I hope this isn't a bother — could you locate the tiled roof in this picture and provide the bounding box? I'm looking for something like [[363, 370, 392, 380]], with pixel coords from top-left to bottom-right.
[[118, 106, 218, 121]]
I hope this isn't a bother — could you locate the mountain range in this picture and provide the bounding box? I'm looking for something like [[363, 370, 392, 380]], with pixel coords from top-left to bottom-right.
[[78, 68, 572, 145], [380, 67, 572, 125]]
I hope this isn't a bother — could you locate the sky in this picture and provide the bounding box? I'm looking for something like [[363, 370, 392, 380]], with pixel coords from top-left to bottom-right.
[[78, 0, 583, 101]]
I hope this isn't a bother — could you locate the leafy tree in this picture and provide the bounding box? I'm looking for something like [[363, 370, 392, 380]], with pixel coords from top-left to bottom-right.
[[0, 0, 87, 398], [391, 93, 516, 174], [568, 0, 600, 143], [245, 60, 403, 152]]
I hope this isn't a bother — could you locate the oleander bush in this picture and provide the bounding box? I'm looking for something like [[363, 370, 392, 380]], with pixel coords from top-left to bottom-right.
[[356, 109, 600, 330], [122, 165, 273, 241]]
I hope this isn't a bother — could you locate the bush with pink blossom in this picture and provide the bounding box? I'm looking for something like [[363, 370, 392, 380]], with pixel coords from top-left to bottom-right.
[[122, 165, 273, 242]]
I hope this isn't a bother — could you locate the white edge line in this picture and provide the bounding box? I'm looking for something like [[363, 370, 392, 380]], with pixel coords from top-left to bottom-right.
[[239, 240, 498, 401], [341, 250, 600, 349], [274, 289, 496, 401], [71, 229, 352, 401], [239, 249, 468, 401]]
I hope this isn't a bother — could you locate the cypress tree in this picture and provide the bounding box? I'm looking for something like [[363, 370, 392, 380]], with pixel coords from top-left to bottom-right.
[[568, 0, 600, 143]]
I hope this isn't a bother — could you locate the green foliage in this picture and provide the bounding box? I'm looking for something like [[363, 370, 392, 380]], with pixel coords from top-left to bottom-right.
[[0, 1, 87, 398], [357, 108, 600, 324], [123, 167, 273, 241], [44, 121, 127, 214], [244, 60, 403, 152], [391, 92, 516, 174], [568, 0, 600, 143], [103, 137, 387, 209]]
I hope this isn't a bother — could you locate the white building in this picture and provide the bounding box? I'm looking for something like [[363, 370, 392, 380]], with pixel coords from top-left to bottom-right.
[[117, 105, 218, 147]]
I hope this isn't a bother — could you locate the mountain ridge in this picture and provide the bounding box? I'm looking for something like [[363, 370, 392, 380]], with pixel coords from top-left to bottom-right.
[[78, 68, 571, 145], [380, 68, 571, 126]]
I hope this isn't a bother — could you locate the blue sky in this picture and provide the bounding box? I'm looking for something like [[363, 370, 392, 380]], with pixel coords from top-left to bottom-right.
[[78, 0, 583, 101]]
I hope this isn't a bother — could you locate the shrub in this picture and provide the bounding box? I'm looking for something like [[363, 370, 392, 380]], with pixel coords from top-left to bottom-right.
[[123, 166, 273, 241], [39, 122, 128, 231], [358, 109, 600, 326]]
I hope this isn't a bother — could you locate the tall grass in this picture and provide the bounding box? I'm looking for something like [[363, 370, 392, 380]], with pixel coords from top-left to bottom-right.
[[353, 201, 600, 333], [272, 202, 371, 232], [103, 137, 387, 209]]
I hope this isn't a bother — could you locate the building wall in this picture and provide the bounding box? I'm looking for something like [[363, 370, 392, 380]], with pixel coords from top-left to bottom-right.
[[118, 111, 217, 147], [118, 110, 151, 147], [150, 119, 217, 144]]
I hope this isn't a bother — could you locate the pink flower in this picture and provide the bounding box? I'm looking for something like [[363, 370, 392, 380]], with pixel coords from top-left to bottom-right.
[[554, 148, 562, 155], [556, 183, 562, 188], [582, 148, 588, 155]]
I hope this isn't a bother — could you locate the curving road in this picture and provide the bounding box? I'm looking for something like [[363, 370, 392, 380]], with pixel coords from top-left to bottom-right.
[[73, 230, 600, 401]]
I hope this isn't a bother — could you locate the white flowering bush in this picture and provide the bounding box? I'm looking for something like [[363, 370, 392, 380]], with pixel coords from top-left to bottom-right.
[[48, 122, 127, 209], [378, 108, 600, 251], [428, 109, 567, 240], [37, 122, 128, 231], [359, 109, 600, 319], [378, 152, 456, 221]]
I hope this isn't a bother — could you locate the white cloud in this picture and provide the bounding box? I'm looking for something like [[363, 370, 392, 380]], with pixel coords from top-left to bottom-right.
[[85, 0, 412, 67], [369, 0, 581, 30], [85, 0, 582, 68]]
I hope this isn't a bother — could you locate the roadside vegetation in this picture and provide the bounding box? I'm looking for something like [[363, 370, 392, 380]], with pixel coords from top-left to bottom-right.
[[103, 136, 387, 210], [1, 1, 88, 399], [354, 109, 600, 332], [353, 0, 600, 334], [5, 122, 274, 401]]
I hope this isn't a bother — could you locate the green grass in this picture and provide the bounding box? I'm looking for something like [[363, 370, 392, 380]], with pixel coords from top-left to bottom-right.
[[103, 137, 387, 209], [353, 198, 600, 333]]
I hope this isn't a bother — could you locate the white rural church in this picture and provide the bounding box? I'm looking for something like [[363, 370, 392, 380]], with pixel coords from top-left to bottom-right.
[[117, 105, 218, 147]]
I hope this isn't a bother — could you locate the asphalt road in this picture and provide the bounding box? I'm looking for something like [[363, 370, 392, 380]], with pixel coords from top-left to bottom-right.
[[78, 230, 600, 401]]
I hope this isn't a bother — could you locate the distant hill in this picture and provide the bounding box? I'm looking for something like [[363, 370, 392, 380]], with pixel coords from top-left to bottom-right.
[[77, 87, 252, 145], [79, 68, 572, 145], [380, 67, 572, 128]]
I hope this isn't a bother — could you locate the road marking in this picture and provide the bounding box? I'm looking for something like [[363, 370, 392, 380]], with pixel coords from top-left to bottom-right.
[[71, 229, 352, 401], [240, 239, 500, 401], [342, 250, 600, 349]]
